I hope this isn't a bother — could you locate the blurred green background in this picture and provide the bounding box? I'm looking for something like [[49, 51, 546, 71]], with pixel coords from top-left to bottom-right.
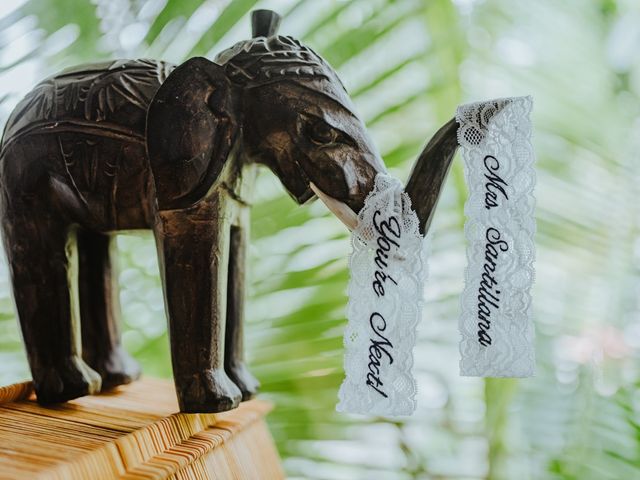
[[1, 0, 640, 478]]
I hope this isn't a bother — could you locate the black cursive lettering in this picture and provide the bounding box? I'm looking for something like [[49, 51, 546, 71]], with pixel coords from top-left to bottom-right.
[[476, 227, 509, 347], [371, 209, 400, 297], [483, 155, 509, 209], [366, 312, 394, 397]]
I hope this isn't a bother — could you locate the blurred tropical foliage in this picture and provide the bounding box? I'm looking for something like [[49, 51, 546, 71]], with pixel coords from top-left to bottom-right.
[[1, 0, 639, 478]]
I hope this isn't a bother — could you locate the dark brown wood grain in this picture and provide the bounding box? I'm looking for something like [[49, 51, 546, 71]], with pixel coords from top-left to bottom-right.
[[0, 9, 456, 412]]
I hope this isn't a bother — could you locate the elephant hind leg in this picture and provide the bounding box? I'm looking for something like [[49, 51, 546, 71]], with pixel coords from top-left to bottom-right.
[[1, 216, 101, 403], [77, 230, 140, 390], [225, 224, 259, 401]]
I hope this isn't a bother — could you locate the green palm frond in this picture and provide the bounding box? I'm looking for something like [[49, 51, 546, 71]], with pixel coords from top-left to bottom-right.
[[0, 1, 639, 479]]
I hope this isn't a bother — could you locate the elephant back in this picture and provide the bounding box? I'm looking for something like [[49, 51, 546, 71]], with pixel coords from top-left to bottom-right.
[[1, 59, 175, 149]]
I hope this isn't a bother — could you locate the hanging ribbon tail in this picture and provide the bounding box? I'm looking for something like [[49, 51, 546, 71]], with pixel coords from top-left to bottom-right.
[[337, 174, 428, 416], [457, 96, 536, 377]]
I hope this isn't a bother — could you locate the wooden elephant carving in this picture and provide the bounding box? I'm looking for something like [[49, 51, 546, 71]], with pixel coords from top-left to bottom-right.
[[0, 10, 458, 412]]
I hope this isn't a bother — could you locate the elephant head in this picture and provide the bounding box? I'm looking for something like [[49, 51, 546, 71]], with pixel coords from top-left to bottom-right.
[[146, 9, 385, 225]]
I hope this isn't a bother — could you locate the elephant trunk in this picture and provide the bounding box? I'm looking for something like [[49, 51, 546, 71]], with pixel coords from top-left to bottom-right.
[[307, 151, 384, 231], [311, 119, 460, 235], [404, 117, 459, 235]]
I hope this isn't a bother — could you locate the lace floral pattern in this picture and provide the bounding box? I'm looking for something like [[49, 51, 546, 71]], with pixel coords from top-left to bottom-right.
[[337, 174, 428, 415], [457, 96, 536, 377]]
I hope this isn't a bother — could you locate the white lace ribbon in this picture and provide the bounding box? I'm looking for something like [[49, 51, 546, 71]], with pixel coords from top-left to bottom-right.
[[337, 174, 427, 416], [337, 96, 535, 414], [457, 96, 536, 377]]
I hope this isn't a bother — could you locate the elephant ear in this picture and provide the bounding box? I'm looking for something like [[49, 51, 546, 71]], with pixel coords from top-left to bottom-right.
[[146, 57, 237, 210]]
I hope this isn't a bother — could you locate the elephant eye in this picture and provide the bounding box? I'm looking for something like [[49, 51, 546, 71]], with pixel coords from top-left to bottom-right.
[[307, 118, 339, 145]]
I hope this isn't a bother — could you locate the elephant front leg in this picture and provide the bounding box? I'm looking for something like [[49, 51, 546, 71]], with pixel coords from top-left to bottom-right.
[[155, 207, 241, 413], [225, 224, 260, 401]]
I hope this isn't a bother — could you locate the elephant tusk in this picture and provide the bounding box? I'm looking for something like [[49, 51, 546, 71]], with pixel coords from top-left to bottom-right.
[[310, 182, 359, 231]]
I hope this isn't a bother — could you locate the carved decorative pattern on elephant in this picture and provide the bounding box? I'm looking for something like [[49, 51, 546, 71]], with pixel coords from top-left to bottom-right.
[[3, 59, 175, 145]]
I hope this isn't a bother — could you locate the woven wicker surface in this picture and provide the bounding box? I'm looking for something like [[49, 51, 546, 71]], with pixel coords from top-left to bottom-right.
[[0, 377, 283, 479]]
